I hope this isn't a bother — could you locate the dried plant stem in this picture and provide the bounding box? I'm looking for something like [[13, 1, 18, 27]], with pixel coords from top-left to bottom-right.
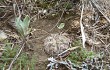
[[49, 1, 70, 31], [56, 46, 79, 59], [91, 0, 110, 29], [49, 10, 65, 31], [80, 0, 86, 48]]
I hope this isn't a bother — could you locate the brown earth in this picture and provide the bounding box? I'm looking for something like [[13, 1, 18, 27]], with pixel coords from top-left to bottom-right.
[[30, 18, 67, 70]]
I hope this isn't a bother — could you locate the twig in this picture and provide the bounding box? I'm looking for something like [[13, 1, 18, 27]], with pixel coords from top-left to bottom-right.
[[91, 0, 110, 29], [0, 12, 7, 18], [0, 6, 8, 8], [30, 0, 62, 21], [7, 43, 25, 70], [49, 0, 70, 31], [80, 0, 86, 48], [56, 46, 79, 59], [49, 9, 65, 31]]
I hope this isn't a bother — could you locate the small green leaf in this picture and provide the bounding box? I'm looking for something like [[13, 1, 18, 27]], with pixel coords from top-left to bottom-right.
[[57, 23, 65, 29], [15, 15, 30, 37], [15, 17, 24, 36], [23, 15, 30, 35], [23, 15, 30, 29]]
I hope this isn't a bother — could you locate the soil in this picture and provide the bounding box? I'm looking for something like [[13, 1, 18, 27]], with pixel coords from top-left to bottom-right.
[[0, 13, 80, 70], [0, 12, 76, 70], [30, 18, 64, 70]]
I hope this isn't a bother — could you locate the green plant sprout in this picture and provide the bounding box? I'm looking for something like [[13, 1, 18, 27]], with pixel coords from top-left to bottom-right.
[[15, 15, 30, 37], [0, 43, 36, 70], [57, 23, 65, 29], [68, 40, 95, 64]]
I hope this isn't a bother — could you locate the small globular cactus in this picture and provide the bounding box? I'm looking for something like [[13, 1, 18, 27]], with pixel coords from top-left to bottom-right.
[[44, 33, 71, 57]]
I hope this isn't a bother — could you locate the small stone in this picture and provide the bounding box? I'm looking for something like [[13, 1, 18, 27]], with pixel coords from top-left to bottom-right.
[[0, 30, 7, 41]]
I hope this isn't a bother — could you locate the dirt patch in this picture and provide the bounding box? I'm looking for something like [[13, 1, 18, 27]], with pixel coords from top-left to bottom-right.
[[31, 18, 62, 70]]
